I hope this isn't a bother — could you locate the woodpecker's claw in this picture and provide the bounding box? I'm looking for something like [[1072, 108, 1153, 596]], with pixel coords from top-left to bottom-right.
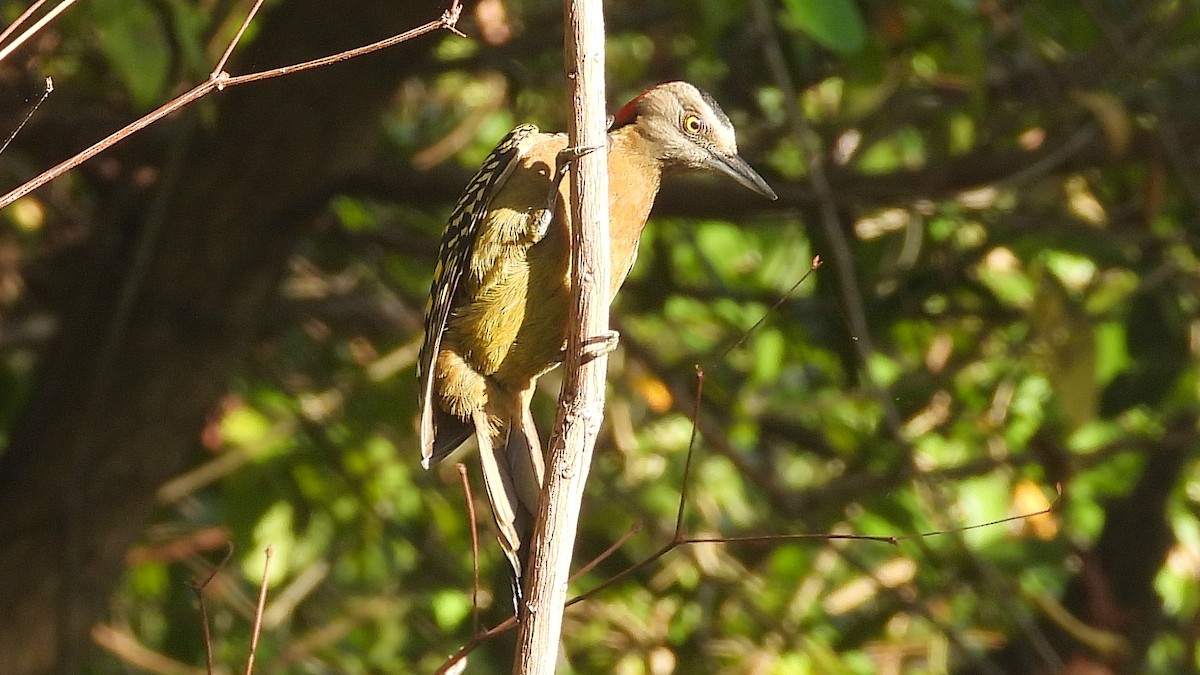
[[549, 330, 620, 366], [533, 144, 606, 241], [581, 330, 620, 364], [554, 143, 603, 176]]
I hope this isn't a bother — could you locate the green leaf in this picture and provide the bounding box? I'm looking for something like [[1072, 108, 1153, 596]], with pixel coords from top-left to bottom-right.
[[163, 0, 209, 76], [89, 0, 171, 109], [782, 0, 867, 54]]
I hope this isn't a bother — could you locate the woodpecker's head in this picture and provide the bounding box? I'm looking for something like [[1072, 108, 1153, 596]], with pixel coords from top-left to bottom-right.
[[613, 81, 777, 200]]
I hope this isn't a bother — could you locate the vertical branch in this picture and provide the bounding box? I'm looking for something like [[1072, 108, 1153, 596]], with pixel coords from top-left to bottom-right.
[[245, 546, 273, 675], [456, 463, 482, 637], [511, 0, 608, 670]]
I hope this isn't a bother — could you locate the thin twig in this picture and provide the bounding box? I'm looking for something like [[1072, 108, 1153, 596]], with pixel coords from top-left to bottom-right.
[[564, 487, 1061, 606], [0, 0, 77, 64], [569, 521, 643, 583], [683, 489, 1060, 545], [433, 616, 518, 675], [440, 1, 466, 38], [673, 366, 705, 539], [0, 76, 52, 158], [189, 542, 235, 675], [244, 546, 273, 675], [456, 463, 481, 637], [1, 80, 211, 209], [197, 588, 216, 674], [433, 353, 1057, 674], [215, 7, 461, 90], [715, 255, 822, 363], [433, 521, 648, 672], [0, 0, 51, 53], [0, 0, 465, 209], [675, 251, 819, 539], [212, 0, 266, 77]]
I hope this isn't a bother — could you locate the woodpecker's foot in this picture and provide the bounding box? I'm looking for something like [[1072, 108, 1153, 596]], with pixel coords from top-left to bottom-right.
[[532, 144, 606, 241], [554, 144, 603, 177], [550, 330, 619, 366], [531, 146, 593, 240], [581, 330, 620, 364]]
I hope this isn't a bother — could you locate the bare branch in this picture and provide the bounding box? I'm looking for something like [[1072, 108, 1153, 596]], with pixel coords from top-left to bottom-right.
[[456, 463, 482, 637], [0, 76, 52, 158], [0, 0, 465, 210], [0, 0, 78, 64], [568, 521, 643, 583], [714, 255, 822, 363], [212, 0, 267, 78], [434, 617, 518, 675], [244, 546, 273, 675], [189, 542, 235, 675], [511, 0, 610, 670], [0, 0, 54, 48]]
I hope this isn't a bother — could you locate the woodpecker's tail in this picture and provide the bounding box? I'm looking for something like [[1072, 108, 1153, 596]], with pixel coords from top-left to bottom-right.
[[473, 399, 545, 606]]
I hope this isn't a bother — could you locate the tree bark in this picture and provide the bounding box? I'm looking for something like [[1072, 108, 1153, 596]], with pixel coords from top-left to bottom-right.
[[0, 2, 440, 672]]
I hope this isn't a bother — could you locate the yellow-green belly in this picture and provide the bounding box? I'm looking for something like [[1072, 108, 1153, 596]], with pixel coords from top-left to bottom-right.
[[446, 208, 572, 395]]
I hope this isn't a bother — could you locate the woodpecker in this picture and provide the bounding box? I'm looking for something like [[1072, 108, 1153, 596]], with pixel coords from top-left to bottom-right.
[[418, 81, 777, 597]]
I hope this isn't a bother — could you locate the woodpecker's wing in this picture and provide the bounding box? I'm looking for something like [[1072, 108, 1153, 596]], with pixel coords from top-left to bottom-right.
[[418, 124, 541, 467]]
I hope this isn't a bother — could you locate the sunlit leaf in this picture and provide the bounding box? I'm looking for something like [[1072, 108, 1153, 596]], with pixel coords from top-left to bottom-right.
[[781, 0, 867, 54], [88, 0, 171, 109]]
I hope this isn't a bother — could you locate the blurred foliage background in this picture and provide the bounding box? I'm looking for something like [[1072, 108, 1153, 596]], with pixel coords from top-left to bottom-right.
[[0, 0, 1198, 673]]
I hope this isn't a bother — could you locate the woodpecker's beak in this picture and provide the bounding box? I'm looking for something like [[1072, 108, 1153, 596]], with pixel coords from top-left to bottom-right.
[[709, 151, 778, 200]]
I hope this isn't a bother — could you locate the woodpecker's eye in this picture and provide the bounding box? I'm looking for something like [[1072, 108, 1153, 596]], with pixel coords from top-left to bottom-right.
[[683, 115, 704, 134]]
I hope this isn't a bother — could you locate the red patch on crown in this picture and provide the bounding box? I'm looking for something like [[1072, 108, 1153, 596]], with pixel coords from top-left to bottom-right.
[[611, 86, 658, 129]]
